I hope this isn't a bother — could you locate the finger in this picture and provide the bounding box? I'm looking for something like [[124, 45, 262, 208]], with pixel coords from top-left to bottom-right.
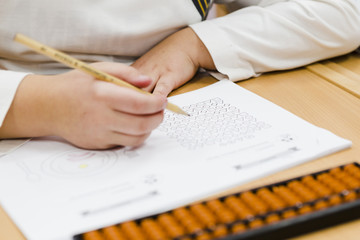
[[91, 62, 153, 88], [153, 77, 177, 97], [94, 81, 167, 114], [109, 131, 151, 147], [109, 110, 164, 136], [80, 131, 152, 149], [142, 77, 158, 93], [68, 110, 160, 149]]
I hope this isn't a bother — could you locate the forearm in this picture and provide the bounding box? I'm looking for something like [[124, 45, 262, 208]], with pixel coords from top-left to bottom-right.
[[179, 27, 216, 71], [0, 74, 56, 138], [191, 0, 360, 81], [0, 70, 30, 128]]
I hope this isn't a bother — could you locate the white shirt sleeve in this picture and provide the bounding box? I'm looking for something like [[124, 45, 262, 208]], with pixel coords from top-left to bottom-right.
[[191, 0, 360, 81], [0, 70, 29, 127]]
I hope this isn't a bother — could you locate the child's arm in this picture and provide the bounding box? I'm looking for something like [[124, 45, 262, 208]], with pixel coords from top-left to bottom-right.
[[133, 0, 360, 95], [0, 62, 166, 149]]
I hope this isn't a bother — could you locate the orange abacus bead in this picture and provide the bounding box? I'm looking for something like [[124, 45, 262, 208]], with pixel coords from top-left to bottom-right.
[[328, 195, 343, 206], [254, 189, 283, 223], [157, 213, 187, 239], [287, 181, 318, 213], [206, 199, 245, 235], [344, 191, 358, 202], [190, 204, 228, 238], [287, 181, 318, 202], [231, 223, 247, 234], [224, 196, 255, 220], [121, 221, 147, 240], [256, 188, 287, 211], [102, 226, 127, 240], [210, 225, 228, 239], [173, 208, 211, 240], [329, 167, 342, 175], [223, 196, 252, 234], [330, 168, 360, 190], [206, 200, 236, 224], [328, 169, 359, 201], [272, 186, 302, 207], [297, 205, 312, 215], [190, 204, 217, 228], [272, 186, 302, 219], [235, 193, 267, 229], [265, 214, 281, 224], [240, 191, 269, 215], [301, 176, 333, 197], [344, 164, 360, 179], [314, 200, 329, 210], [288, 180, 326, 214], [341, 176, 360, 190], [282, 210, 297, 219], [317, 173, 348, 193], [83, 230, 105, 240], [141, 218, 169, 240], [248, 219, 264, 229]]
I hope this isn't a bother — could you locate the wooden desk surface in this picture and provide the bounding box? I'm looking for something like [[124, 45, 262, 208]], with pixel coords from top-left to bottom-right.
[[1, 53, 360, 239]]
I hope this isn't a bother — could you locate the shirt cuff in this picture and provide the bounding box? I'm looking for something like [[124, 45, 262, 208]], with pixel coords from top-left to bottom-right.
[[0, 70, 30, 127], [190, 19, 258, 82]]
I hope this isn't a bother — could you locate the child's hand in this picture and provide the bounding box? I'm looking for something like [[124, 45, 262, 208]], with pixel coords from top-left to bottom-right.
[[132, 27, 215, 96], [0, 62, 166, 149]]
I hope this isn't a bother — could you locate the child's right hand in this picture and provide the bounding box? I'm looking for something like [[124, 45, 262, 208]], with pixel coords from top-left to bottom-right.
[[0, 62, 167, 149]]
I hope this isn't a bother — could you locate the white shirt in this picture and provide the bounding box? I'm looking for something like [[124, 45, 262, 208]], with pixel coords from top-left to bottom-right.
[[193, 0, 360, 80], [0, 0, 360, 131]]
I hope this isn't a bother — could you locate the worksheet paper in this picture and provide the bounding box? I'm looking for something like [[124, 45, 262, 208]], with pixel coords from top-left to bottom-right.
[[0, 80, 351, 240]]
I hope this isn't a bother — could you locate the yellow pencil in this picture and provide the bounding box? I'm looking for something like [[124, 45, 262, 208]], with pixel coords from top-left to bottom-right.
[[14, 33, 189, 116]]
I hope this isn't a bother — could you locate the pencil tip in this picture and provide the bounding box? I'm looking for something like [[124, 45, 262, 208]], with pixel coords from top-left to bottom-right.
[[179, 109, 190, 116], [166, 102, 189, 116]]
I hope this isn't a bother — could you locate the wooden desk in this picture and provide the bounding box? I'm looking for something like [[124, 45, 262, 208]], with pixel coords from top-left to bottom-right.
[[1, 53, 360, 239]]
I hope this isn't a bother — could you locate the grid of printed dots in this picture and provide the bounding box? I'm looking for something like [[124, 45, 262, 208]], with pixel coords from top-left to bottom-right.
[[157, 98, 271, 150]]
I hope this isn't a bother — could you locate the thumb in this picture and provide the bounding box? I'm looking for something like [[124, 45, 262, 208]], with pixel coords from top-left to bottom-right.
[[153, 77, 175, 97], [90, 62, 153, 88], [127, 74, 153, 89]]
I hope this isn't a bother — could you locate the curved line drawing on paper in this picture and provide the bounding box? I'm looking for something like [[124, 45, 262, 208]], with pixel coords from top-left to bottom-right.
[[40, 150, 118, 179], [17, 161, 42, 181]]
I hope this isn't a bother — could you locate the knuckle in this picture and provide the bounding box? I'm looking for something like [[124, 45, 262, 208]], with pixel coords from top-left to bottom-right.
[[130, 95, 162, 113], [155, 111, 165, 126], [155, 81, 174, 96], [134, 119, 152, 134], [131, 97, 147, 112], [127, 115, 158, 135], [128, 133, 151, 147], [92, 82, 107, 101], [137, 113, 164, 134], [151, 98, 165, 112], [158, 81, 172, 90], [72, 138, 110, 150]]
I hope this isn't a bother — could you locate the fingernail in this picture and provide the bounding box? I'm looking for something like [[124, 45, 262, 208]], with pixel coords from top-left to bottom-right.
[[137, 74, 152, 81]]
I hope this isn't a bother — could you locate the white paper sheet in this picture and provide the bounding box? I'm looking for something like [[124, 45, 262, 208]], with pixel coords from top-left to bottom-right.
[[0, 80, 351, 240], [0, 139, 28, 157]]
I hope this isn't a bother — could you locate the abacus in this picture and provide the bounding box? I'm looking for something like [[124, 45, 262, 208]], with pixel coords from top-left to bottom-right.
[[78, 162, 360, 240]]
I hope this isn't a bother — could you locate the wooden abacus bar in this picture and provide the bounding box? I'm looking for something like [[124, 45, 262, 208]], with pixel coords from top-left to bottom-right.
[[78, 162, 360, 240]]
